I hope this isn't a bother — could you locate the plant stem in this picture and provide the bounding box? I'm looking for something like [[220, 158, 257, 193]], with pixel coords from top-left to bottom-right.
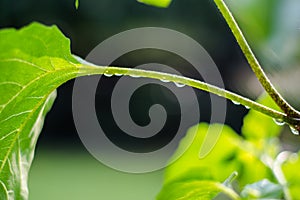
[[213, 0, 300, 119], [262, 153, 292, 200], [273, 160, 292, 200], [78, 64, 293, 123]]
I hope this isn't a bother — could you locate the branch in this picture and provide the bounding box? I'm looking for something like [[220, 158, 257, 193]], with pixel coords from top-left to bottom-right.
[[78, 63, 293, 123], [213, 0, 300, 119]]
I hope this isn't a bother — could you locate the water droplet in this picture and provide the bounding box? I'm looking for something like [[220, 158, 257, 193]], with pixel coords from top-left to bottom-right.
[[129, 75, 140, 78], [160, 79, 170, 83], [290, 126, 299, 135], [231, 100, 240, 105], [114, 73, 123, 76], [244, 106, 250, 109], [174, 82, 185, 87], [273, 118, 285, 126], [103, 73, 113, 77]]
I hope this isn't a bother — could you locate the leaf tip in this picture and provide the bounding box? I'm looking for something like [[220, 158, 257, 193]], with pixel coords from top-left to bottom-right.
[[75, 0, 79, 9], [137, 0, 172, 8]]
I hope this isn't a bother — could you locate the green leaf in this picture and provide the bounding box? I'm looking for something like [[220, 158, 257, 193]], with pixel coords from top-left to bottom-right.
[[157, 180, 240, 200], [75, 0, 79, 9], [0, 22, 85, 199], [163, 123, 242, 185], [161, 123, 274, 190], [137, 0, 172, 8], [240, 179, 283, 199], [242, 93, 282, 140], [282, 152, 300, 199]]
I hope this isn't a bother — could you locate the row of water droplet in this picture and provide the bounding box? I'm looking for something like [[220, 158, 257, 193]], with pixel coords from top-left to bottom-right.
[[103, 72, 299, 135], [273, 118, 299, 135], [102, 72, 186, 88], [231, 100, 250, 109], [230, 99, 299, 135]]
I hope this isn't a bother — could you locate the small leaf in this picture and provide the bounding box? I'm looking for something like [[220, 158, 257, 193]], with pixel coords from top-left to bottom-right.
[[75, 0, 79, 9], [242, 93, 282, 140], [137, 0, 172, 8], [240, 179, 283, 199], [157, 180, 240, 200]]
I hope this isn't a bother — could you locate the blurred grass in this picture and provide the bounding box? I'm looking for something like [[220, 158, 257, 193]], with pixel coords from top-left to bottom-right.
[[29, 149, 163, 200]]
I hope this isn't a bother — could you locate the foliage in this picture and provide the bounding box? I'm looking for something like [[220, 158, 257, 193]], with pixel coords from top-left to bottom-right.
[[0, 0, 300, 199], [0, 23, 84, 199], [157, 94, 300, 199]]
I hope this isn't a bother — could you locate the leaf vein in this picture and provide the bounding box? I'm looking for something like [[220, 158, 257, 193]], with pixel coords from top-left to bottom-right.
[[0, 82, 23, 88], [0, 130, 18, 141], [0, 110, 32, 124], [0, 69, 78, 174], [0, 58, 49, 72]]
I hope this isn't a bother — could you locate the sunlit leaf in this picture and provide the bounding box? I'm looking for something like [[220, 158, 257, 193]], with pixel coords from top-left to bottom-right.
[[0, 23, 84, 199], [242, 94, 282, 140], [164, 123, 242, 184], [137, 0, 172, 8], [75, 0, 79, 9], [161, 123, 274, 191]]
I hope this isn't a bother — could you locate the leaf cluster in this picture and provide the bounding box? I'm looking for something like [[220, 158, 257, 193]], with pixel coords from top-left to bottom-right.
[[157, 95, 300, 199]]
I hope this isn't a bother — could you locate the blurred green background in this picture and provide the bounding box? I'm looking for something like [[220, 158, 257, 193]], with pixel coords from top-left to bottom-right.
[[29, 149, 164, 200], [1, 0, 300, 199]]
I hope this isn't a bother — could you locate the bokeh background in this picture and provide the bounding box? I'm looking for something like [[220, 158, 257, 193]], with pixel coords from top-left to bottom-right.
[[1, 0, 300, 199]]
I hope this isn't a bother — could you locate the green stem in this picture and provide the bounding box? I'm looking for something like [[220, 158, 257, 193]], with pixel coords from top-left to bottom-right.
[[213, 0, 300, 119], [78, 63, 292, 123], [273, 161, 292, 200], [262, 153, 292, 200]]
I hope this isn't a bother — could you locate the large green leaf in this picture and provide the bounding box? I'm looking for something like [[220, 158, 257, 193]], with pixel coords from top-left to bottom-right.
[[163, 123, 273, 185], [163, 123, 242, 185], [0, 23, 87, 200], [159, 122, 276, 198]]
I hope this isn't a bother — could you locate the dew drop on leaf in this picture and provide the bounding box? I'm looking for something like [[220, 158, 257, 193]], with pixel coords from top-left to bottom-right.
[[231, 100, 240, 105], [289, 126, 299, 135], [160, 79, 170, 83], [174, 82, 185, 87], [103, 73, 113, 77], [114, 73, 123, 76], [129, 74, 140, 78], [273, 118, 285, 126]]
